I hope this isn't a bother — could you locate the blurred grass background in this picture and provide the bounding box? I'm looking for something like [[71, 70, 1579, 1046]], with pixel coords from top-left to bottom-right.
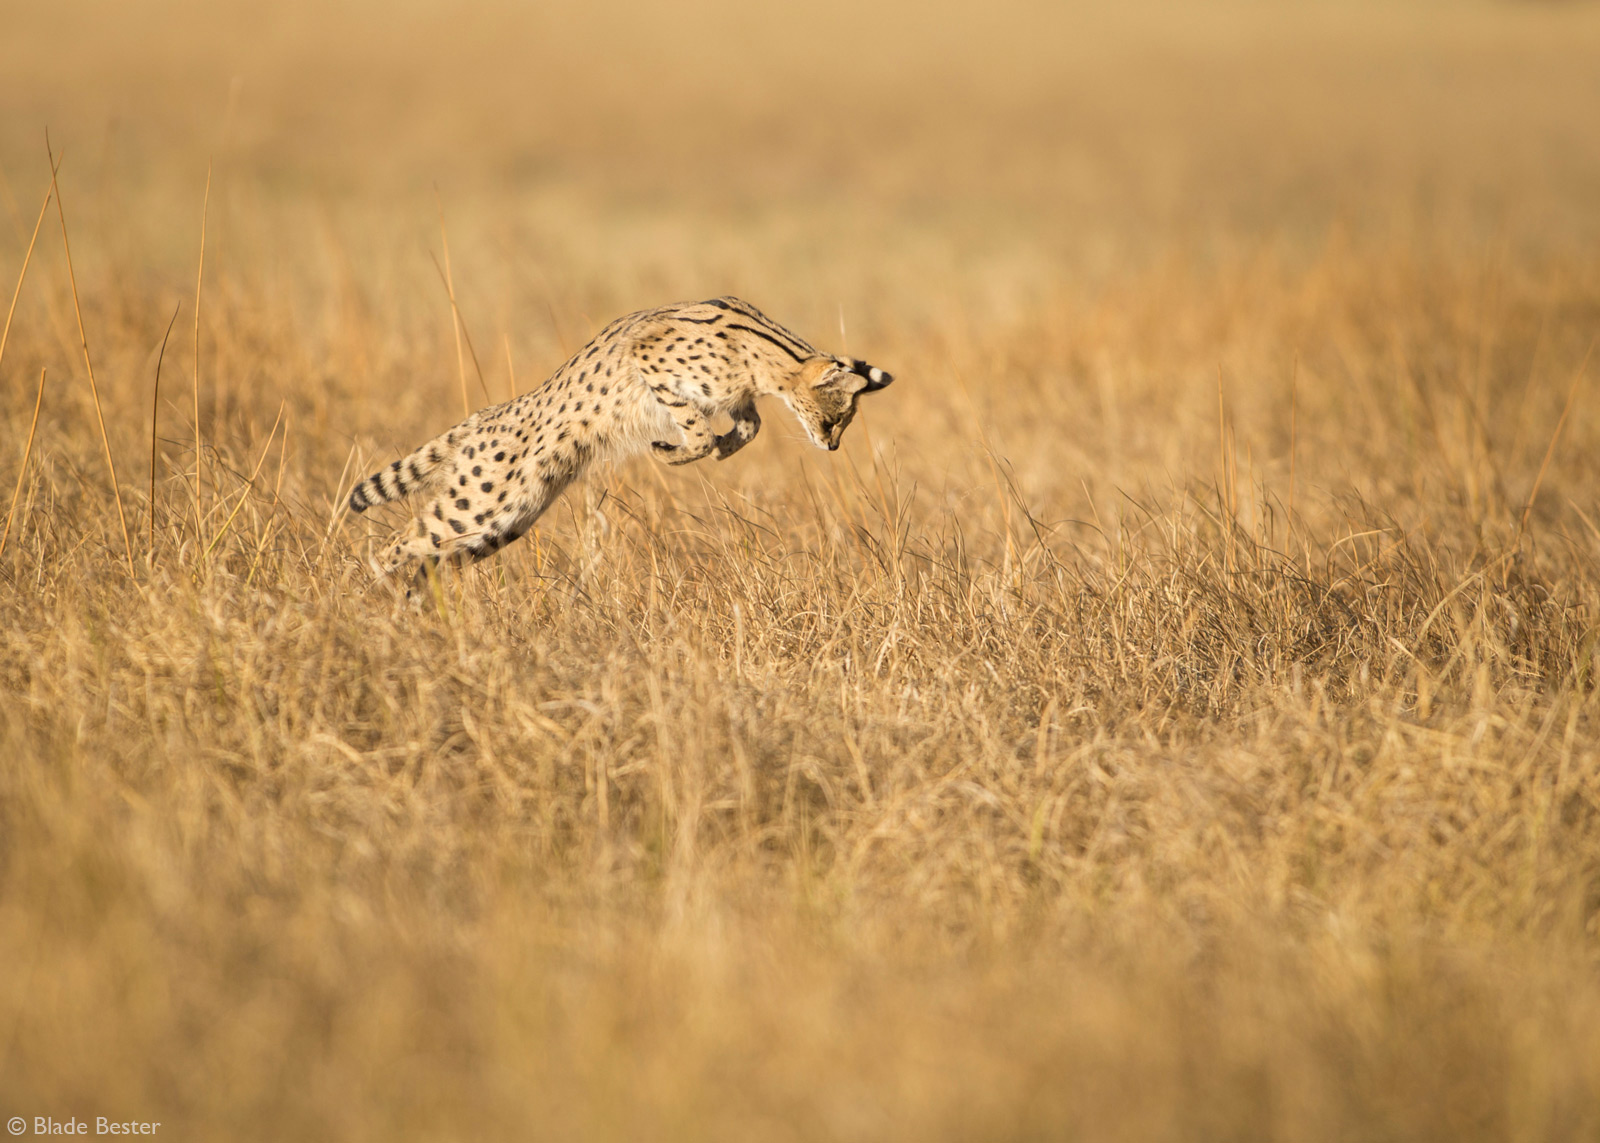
[[3, 1, 1600, 1139]]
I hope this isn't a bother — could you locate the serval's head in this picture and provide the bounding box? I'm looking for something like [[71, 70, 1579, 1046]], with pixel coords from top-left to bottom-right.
[[783, 356, 895, 451]]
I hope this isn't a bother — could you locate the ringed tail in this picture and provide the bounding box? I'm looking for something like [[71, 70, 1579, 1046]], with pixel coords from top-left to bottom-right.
[[348, 432, 452, 513]]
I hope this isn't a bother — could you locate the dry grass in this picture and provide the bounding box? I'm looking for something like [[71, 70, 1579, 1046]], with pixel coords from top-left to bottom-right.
[[4, 1, 1600, 1138]]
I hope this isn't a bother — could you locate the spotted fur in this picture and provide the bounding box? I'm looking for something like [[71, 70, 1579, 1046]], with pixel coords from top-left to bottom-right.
[[350, 296, 894, 581]]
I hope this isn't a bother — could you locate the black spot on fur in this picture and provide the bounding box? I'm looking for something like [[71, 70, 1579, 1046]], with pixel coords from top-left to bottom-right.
[[456, 498, 470, 511], [449, 518, 466, 534]]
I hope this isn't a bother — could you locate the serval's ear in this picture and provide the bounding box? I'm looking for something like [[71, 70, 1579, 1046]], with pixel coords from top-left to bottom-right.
[[803, 357, 895, 395], [813, 357, 894, 395], [845, 358, 893, 392]]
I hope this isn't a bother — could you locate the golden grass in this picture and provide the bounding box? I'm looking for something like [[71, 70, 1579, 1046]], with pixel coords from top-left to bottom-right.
[[3, 1, 1600, 1138]]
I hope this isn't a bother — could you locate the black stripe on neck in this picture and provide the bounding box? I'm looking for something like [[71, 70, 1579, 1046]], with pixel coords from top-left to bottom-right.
[[728, 323, 806, 363]]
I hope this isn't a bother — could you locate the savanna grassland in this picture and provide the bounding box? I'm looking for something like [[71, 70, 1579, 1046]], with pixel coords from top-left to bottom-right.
[[3, 1, 1600, 1139]]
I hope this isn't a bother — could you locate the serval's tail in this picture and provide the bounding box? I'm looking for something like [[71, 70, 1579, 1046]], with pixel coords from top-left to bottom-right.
[[348, 428, 455, 513]]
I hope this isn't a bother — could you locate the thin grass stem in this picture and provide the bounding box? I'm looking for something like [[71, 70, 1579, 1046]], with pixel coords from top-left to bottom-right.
[[200, 401, 286, 567], [430, 244, 491, 408], [1514, 336, 1593, 553], [434, 191, 490, 413], [0, 367, 47, 562], [148, 302, 181, 556], [49, 138, 136, 578], [1288, 352, 1298, 538], [0, 154, 60, 379], [193, 161, 211, 545]]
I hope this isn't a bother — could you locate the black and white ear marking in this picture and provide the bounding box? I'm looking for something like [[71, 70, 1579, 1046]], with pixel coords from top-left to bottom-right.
[[848, 358, 893, 391]]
